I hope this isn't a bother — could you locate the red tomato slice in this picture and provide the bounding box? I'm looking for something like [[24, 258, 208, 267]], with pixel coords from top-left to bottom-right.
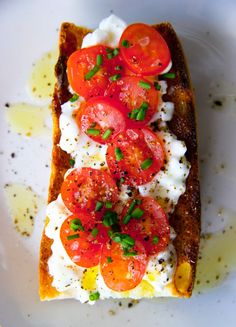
[[105, 76, 159, 127], [80, 96, 127, 144], [60, 215, 108, 268], [100, 240, 147, 291], [61, 168, 119, 213], [67, 45, 123, 99], [122, 197, 170, 255], [119, 23, 171, 76], [106, 128, 165, 186]]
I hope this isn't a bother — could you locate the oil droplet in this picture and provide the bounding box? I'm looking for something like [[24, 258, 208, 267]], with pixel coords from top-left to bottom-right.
[[4, 183, 44, 237], [195, 211, 236, 292], [28, 48, 58, 100], [5, 103, 50, 137]]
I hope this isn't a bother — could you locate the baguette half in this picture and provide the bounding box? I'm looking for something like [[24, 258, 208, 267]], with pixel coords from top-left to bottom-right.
[[39, 21, 201, 300]]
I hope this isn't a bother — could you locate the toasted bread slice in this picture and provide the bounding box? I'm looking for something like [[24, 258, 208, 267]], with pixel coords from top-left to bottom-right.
[[39, 22, 200, 300]]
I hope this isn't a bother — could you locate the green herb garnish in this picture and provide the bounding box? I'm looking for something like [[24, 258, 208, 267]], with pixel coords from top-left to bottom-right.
[[95, 201, 103, 212], [96, 54, 103, 66], [85, 65, 100, 80], [121, 39, 130, 48], [140, 158, 153, 170], [69, 94, 79, 102], [138, 80, 151, 89], [109, 74, 121, 81], [152, 236, 159, 244], [105, 201, 113, 209], [91, 228, 99, 237], [131, 207, 144, 219], [160, 72, 176, 79], [107, 256, 113, 263], [86, 128, 100, 136], [154, 81, 161, 90], [89, 292, 100, 301], [102, 211, 118, 227], [102, 128, 113, 140], [69, 158, 75, 166], [70, 218, 84, 232], [67, 234, 79, 240], [115, 147, 123, 161]]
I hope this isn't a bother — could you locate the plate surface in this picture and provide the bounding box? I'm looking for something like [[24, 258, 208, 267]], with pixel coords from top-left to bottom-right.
[[1, 0, 236, 326]]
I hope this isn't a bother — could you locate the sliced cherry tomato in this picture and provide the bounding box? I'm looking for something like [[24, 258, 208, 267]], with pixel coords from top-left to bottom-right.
[[61, 168, 119, 213], [106, 128, 165, 186], [121, 197, 170, 255], [105, 76, 159, 127], [67, 45, 123, 99], [119, 23, 171, 76], [100, 240, 147, 291], [60, 214, 108, 267], [79, 96, 127, 144]]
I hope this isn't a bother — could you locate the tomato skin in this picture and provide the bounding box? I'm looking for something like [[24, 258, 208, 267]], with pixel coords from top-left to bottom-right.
[[121, 197, 170, 255], [60, 214, 108, 268], [100, 240, 147, 291], [119, 23, 171, 76], [61, 168, 119, 214], [106, 128, 165, 186], [79, 96, 127, 144], [105, 76, 159, 127], [67, 45, 123, 99]]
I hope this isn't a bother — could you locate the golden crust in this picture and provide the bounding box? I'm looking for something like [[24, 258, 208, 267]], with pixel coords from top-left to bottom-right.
[[39, 22, 200, 300]]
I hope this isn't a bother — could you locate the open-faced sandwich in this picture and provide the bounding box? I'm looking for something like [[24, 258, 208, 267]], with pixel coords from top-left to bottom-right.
[[39, 15, 201, 303]]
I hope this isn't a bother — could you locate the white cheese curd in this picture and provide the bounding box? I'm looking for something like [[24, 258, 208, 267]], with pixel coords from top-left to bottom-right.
[[59, 99, 108, 169], [82, 15, 127, 49], [45, 195, 177, 303], [138, 131, 190, 213]]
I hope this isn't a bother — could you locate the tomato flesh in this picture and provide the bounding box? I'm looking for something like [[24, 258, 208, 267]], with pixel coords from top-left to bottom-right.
[[60, 214, 109, 267], [120, 23, 171, 76], [80, 96, 127, 144], [122, 197, 170, 255], [61, 168, 119, 214], [106, 128, 165, 186], [67, 45, 123, 99], [105, 76, 159, 127], [100, 240, 147, 291]]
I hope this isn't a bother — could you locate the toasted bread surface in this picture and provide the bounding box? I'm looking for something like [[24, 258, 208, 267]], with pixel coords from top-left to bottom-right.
[[39, 22, 200, 300]]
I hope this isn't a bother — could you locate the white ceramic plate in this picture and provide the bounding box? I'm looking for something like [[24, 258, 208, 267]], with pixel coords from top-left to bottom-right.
[[1, 0, 236, 326]]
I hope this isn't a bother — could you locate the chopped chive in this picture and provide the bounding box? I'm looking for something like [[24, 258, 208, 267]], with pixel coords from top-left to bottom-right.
[[67, 233, 79, 240], [115, 65, 122, 70], [115, 147, 123, 161], [154, 81, 161, 90], [102, 128, 113, 140], [105, 201, 113, 209], [106, 47, 112, 53], [131, 207, 144, 219], [127, 200, 138, 215], [152, 236, 159, 244], [113, 48, 120, 56], [122, 39, 130, 48], [107, 53, 114, 59], [129, 108, 139, 119], [136, 107, 147, 121], [160, 72, 176, 79], [70, 218, 84, 232], [85, 65, 100, 80], [109, 74, 121, 81], [110, 232, 135, 250], [89, 292, 100, 301], [138, 80, 151, 89], [95, 201, 103, 212], [123, 250, 137, 257], [69, 158, 75, 166], [140, 158, 153, 170], [86, 128, 100, 136], [96, 54, 103, 66], [120, 177, 125, 184], [69, 94, 79, 102], [123, 214, 131, 225], [107, 256, 113, 263], [91, 228, 99, 237], [102, 211, 118, 227]]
